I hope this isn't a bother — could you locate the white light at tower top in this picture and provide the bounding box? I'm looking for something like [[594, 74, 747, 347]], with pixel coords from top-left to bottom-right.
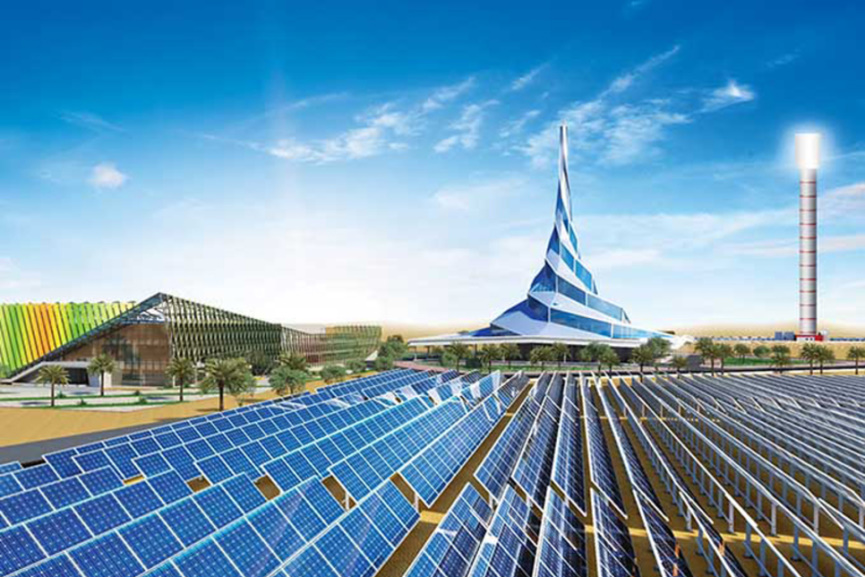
[[795, 133, 821, 170]]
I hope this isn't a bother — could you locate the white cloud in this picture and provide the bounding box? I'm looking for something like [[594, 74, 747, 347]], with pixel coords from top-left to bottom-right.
[[434, 100, 498, 153], [510, 65, 546, 92], [586, 248, 662, 271], [61, 111, 124, 134], [499, 110, 541, 139], [422, 77, 476, 112], [431, 177, 529, 211], [701, 80, 756, 112], [767, 51, 800, 68], [89, 163, 128, 189], [726, 234, 865, 258], [605, 45, 679, 95]]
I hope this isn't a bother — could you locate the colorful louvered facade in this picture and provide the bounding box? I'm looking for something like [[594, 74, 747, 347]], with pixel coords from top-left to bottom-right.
[[0, 302, 135, 376]]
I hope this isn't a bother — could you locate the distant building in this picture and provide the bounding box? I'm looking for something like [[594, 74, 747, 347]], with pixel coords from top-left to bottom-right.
[[411, 125, 677, 352], [0, 293, 380, 385]]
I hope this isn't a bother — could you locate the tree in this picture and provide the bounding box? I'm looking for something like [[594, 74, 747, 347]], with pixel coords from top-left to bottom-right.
[[501, 343, 521, 369], [374, 355, 394, 371], [200, 358, 254, 411], [772, 351, 791, 372], [715, 344, 734, 374], [585, 343, 605, 364], [278, 352, 308, 372], [816, 346, 835, 375], [847, 346, 865, 375], [87, 354, 116, 397], [671, 356, 689, 375], [551, 343, 569, 369], [578, 348, 592, 365], [36, 364, 69, 408], [379, 335, 409, 362], [599, 348, 620, 372], [346, 359, 366, 374], [445, 343, 470, 371], [529, 347, 552, 370], [771, 344, 791, 356], [479, 345, 500, 373], [245, 350, 274, 376], [694, 338, 716, 373], [630, 346, 655, 379], [800, 343, 820, 375], [269, 366, 308, 396], [753, 345, 770, 359], [165, 357, 196, 402], [733, 343, 751, 362], [647, 337, 671, 361], [320, 364, 347, 384]]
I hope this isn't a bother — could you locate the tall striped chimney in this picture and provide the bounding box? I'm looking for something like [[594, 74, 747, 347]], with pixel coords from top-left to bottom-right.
[[795, 133, 821, 338]]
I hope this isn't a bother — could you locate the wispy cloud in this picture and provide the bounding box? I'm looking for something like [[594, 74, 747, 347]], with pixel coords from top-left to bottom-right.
[[604, 45, 680, 95], [701, 80, 756, 112], [726, 234, 865, 258], [510, 65, 546, 92], [422, 77, 476, 112], [89, 163, 128, 189], [767, 51, 800, 69], [61, 111, 125, 134], [434, 100, 498, 153], [499, 109, 541, 139], [431, 176, 529, 211]]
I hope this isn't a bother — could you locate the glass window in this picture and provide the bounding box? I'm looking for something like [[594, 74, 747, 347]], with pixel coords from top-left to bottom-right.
[[526, 298, 549, 322], [557, 276, 586, 305], [574, 260, 593, 291], [547, 228, 560, 256], [530, 264, 556, 294], [560, 245, 575, 271], [550, 308, 612, 337], [587, 294, 624, 321]]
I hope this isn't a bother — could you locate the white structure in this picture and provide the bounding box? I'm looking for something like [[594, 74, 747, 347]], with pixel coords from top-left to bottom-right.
[[411, 124, 680, 350], [795, 133, 820, 339]]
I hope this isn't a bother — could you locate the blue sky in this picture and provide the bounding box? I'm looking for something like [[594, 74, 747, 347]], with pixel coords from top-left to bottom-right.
[[2, 0, 865, 331]]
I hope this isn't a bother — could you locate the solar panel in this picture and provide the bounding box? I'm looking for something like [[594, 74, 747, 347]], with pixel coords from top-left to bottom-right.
[[551, 380, 586, 515], [583, 382, 627, 517], [0, 525, 46, 575], [0, 474, 23, 499], [135, 453, 172, 477], [69, 532, 145, 577], [173, 538, 242, 577], [0, 489, 52, 524], [79, 468, 123, 496], [314, 524, 374, 577], [342, 505, 393, 567], [145, 562, 183, 577], [119, 514, 184, 568], [105, 445, 141, 480], [223, 476, 266, 513], [273, 487, 326, 540], [247, 502, 305, 561], [159, 498, 215, 547], [465, 486, 539, 577], [214, 520, 280, 577], [44, 450, 81, 479], [148, 471, 193, 505], [74, 494, 131, 535], [194, 485, 243, 529], [303, 482, 344, 524], [592, 490, 639, 577], [116, 481, 164, 518], [638, 493, 693, 577], [280, 544, 338, 577], [14, 554, 82, 577], [27, 507, 92, 555], [15, 464, 59, 490], [40, 477, 90, 509], [534, 489, 587, 577]]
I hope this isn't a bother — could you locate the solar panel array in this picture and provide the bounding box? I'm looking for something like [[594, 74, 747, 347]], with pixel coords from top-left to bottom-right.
[[513, 375, 565, 507], [550, 377, 586, 515], [581, 380, 627, 518]]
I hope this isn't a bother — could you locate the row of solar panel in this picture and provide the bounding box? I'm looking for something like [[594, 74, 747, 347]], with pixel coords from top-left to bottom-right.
[[591, 489, 639, 577], [582, 380, 627, 518], [466, 485, 540, 577], [513, 375, 564, 508], [404, 484, 493, 577], [550, 378, 586, 515], [534, 489, 587, 577], [315, 369, 441, 400]]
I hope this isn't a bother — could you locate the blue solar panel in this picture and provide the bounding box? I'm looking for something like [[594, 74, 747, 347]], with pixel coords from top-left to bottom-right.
[[154, 431, 182, 449], [273, 489, 326, 540], [0, 489, 52, 524], [262, 459, 301, 490], [27, 508, 92, 555], [214, 520, 280, 577], [379, 482, 419, 529], [315, 525, 374, 577], [359, 494, 404, 546], [40, 477, 90, 508], [194, 485, 243, 529], [116, 481, 163, 518], [74, 451, 112, 474], [223, 476, 265, 513], [142, 562, 182, 577], [342, 506, 393, 567], [247, 503, 305, 561], [174, 539, 242, 577], [159, 499, 215, 547], [15, 554, 82, 577], [240, 443, 270, 467], [16, 464, 59, 490], [69, 533, 145, 577], [0, 474, 23, 498], [148, 471, 192, 504], [303, 482, 344, 524], [0, 525, 46, 575], [105, 445, 140, 479], [44, 451, 81, 478], [221, 449, 257, 477], [281, 545, 338, 577], [74, 494, 131, 535], [185, 440, 215, 461], [131, 437, 161, 456], [118, 515, 183, 568], [134, 453, 172, 477], [198, 456, 233, 484], [79, 468, 123, 496]]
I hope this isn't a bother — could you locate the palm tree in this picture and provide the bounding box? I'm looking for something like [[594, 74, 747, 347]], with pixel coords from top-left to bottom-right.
[[771, 344, 791, 356], [479, 345, 500, 373], [772, 351, 791, 373], [715, 344, 733, 374], [445, 343, 470, 371], [647, 337, 671, 361], [753, 345, 770, 360], [278, 352, 308, 372], [733, 343, 751, 362], [631, 345, 655, 379], [201, 358, 254, 411], [87, 354, 116, 397], [599, 348, 620, 373], [530, 347, 552, 371], [36, 364, 69, 407], [671, 356, 688, 375], [816, 346, 835, 375], [501, 343, 521, 369], [847, 346, 865, 375], [165, 358, 196, 402], [551, 343, 569, 369], [694, 338, 716, 373], [269, 366, 308, 396], [800, 343, 820, 375]]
